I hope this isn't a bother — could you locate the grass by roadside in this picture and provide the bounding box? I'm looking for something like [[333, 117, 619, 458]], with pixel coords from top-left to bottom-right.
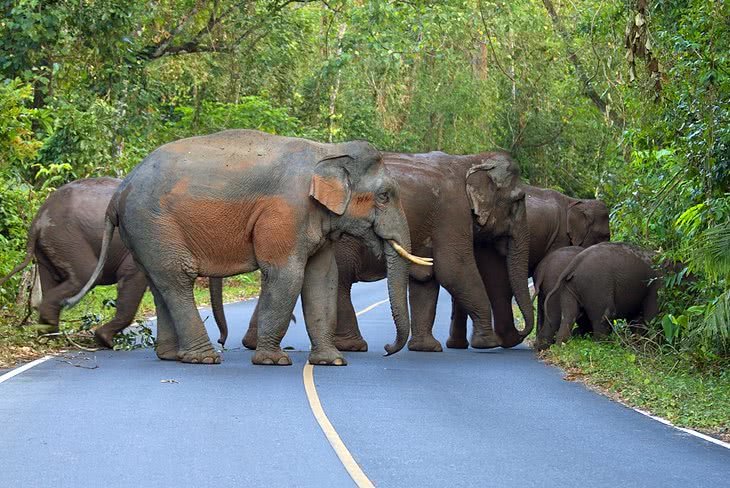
[[542, 337, 730, 442], [0, 273, 260, 369]]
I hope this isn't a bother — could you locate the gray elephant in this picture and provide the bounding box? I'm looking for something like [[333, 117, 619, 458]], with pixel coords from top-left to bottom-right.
[[0, 178, 228, 348], [247, 150, 533, 353], [449, 186, 611, 346], [65, 130, 428, 366], [532, 246, 588, 350], [543, 242, 660, 346]]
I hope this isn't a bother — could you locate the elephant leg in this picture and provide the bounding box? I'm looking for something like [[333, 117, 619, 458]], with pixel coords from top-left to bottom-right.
[[94, 262, 147, 349], [591, 309, 613, 339], [474, 246, 520, 348], [535, 291, 554, 351], [242, 300, 259, 350], [149, 282, 179, 361], [555, 289, 579, 345], [641, 281, 661, 324], [147, 270, 220, 364], [301, 244, 346, 366], [446, 300, 469, 349], [433, 245, 500, 350], [408, 278, 442, 351], [334, 280, 368, 352], [34, 260, 60, 331], [252, 260, 305, 366]]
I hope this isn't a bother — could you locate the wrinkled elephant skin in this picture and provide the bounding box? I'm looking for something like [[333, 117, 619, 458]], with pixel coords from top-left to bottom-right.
[[64, 130, 418, 366]]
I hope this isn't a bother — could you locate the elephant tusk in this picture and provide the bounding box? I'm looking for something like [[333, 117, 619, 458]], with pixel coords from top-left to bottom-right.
[[388, 240, 433, 266]]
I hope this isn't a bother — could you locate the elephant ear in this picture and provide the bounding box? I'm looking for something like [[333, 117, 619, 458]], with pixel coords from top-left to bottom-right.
[[310, 155, 353, 215], [466, 163, 498, 226], [466, 158, 523, 227], [567, 201, 594, 246]]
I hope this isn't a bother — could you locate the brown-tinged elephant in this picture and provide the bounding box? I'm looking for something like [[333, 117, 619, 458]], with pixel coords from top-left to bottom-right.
[[449, 186, 611, 347], [270, 150, 533, 353], [532, 246, 588, 350], [543, 242, 660, 346], [64, 130, 427, 366], [0, 178, 228, 348]]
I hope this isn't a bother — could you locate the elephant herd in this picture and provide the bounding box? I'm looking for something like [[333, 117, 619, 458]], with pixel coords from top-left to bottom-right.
[[0, 129, 662, 366]]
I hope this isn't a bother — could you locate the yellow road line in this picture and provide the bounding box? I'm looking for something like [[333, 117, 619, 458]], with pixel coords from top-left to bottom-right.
[[302, 298, 388, 488]]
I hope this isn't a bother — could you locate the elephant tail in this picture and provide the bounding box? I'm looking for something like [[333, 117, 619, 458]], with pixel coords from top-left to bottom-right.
[[0, 216, 41, 288], [62, 216, 115, 308], [209, 277, 229, 346], [543, 262, 578, 332]]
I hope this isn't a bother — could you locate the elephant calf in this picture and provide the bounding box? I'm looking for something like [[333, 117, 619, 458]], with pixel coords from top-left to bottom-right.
[[532, 246, 587, 350], [0, 178, 227, 348], [543, 242, 660, 346]]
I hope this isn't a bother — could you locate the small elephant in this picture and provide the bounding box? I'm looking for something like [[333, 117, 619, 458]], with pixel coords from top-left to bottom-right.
[[543, 242, 660, 346], [0, 178, 228, 348], [332, 150, 534, 352], [450, 185, 611, 346], [65, 130, 427, 366], [532, 246, 587, 350]]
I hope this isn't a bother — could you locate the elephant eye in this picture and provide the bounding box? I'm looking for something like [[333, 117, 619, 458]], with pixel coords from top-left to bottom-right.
[[376, 192, 390, 204]]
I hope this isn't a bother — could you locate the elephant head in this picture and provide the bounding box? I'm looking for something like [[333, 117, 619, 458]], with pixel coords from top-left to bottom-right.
[[567, 199, 611, 247], [309, 141, 431, 355], [465, 152, 534, 338]]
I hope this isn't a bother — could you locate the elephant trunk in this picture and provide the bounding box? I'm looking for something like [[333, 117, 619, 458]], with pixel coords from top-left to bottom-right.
[[508, 226, 534, 338], [209, 277, 228, 346], [383, 241, 411, 355], [375, 205, 415, 356]]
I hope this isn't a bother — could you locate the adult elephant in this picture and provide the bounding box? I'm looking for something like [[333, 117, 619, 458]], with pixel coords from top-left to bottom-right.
[[301, 150, 533, 352], [544, 242, 659, 346], [65, 130, 427, 366], [0, 178, 228, 348], [449, 185, 611, 347]]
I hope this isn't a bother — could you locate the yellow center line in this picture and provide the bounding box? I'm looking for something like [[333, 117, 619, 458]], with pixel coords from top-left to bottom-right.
[[302, 298, 389, 488]]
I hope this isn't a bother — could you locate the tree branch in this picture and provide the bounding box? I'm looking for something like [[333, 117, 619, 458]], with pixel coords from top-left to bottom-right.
[[541, 0, 625, 128]]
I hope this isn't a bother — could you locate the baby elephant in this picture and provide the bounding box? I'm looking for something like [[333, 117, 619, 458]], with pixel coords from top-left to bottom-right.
[[533, 246, 587, 350], [543, 242, 660, 346]]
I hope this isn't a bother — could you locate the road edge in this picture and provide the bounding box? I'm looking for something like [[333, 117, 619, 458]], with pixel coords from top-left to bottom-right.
[[0, 355, 52, 384]]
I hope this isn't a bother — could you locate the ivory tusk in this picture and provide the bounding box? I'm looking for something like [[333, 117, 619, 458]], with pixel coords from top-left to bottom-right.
[[388, 240, 433, 266]]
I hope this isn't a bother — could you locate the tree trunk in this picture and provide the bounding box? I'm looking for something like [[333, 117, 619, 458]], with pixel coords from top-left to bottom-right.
[[328, 23, 347, 142], [541, 0, 625, 128]]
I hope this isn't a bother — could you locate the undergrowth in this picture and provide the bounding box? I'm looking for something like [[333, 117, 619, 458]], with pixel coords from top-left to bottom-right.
[[543, 328, 730, 441], [0, 273, 260, 368]]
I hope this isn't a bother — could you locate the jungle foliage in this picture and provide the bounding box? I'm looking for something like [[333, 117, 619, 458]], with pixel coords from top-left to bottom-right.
[[0, 1, 728, 364]]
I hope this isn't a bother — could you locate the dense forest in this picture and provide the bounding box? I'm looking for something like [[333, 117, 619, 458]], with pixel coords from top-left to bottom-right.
[[0, 0, 728, 363]]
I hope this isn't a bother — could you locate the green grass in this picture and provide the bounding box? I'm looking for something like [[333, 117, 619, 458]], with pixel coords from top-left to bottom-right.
[[543, 337, 730, 440], [0, 273, 260, 368]]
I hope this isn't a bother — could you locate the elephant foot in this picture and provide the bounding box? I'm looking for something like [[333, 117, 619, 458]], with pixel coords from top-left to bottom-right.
[[252, 348, 292, 366], [242, 328, 257, 350], [446, 336, 469, 349], [334, 335, 368, 352], [309, 348, 347, 366], [94, 328, 116, 349], [470, 331, 501, 349], [408, 335, 443, 352], [177, 344, 222, 364], [534, 337, 554, 352], [498, 332, 525, 349], [155, 343, 180, 361]]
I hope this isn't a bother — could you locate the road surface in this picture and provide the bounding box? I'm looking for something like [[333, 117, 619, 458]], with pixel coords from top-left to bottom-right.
[[1, 281, 728, 487]]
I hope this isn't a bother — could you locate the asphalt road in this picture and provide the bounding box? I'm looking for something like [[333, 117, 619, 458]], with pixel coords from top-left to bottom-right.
[[1, 281, 728, 487]]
